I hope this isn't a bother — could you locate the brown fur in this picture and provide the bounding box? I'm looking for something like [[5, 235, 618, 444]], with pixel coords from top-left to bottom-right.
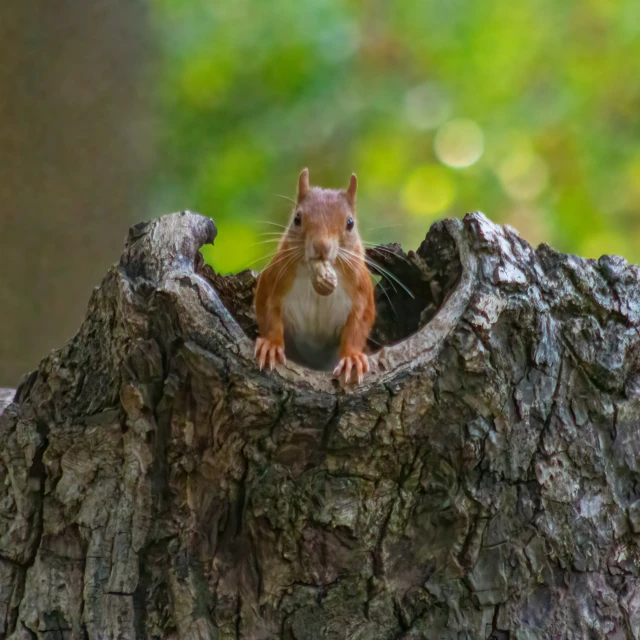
[[254, 169, 375, 383]]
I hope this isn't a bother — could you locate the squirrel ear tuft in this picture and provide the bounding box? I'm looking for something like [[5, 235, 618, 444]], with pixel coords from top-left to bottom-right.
[[346, 173, 357, 207], [297, 168, 310, 201]]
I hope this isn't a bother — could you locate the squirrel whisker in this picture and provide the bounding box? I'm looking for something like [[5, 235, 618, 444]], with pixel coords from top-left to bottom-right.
[[250, 239, 290, 248], [339, 247, 414, 299], [361, 243, 413, 265], [270, 249, 304, 295], [361, 223, 407, 232], [257, 220, 289, 230], [375, 280, 399, 318], [338, 253, 398, 318], [339, 248, 396, 294], [246, 244, 301, 268], [271, 193, 298, 206], [265, 247, 303, 271]]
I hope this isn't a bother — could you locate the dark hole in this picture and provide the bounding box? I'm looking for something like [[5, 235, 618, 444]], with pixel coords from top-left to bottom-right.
[[195, 220, 462, 367], [366, 221, 461, 349]]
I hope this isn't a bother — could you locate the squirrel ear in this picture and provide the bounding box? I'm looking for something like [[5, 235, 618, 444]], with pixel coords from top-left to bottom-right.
[[297, 168, 310, 201], [346, 173, 357, 207]]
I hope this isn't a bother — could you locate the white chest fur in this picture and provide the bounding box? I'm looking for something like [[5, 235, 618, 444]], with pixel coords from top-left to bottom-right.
[[282, 263, 352, 368]]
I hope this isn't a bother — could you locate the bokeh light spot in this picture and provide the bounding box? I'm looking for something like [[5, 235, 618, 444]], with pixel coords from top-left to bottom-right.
[[317, 20, 360, 62], [404, 83, 452, 131], [356, 132, 410, 189], [435, 119, 484, 168], [401, 165, 455, 217], [498, 148, 549, 201], [504, 205, 550, 248]]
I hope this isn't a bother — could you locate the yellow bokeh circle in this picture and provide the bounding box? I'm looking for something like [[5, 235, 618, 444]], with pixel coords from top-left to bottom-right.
[[435, 119, 484, 168], [401, 165, 456, 217]]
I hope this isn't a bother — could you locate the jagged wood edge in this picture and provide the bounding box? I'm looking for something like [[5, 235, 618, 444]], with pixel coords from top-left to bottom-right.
[[167, 213, 476, 394]]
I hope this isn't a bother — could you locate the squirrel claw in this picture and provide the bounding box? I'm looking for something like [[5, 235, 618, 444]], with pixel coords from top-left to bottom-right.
[[334, 353, 368, 385], [255, 337, 286, 372]]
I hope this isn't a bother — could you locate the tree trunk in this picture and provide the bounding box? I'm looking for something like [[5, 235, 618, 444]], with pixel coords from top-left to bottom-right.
[[0, 0, 151, 386], [1, 210, 640, 639]]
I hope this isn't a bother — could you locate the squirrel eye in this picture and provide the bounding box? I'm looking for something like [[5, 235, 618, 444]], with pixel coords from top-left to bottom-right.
[[346, 217, 354, 231], [294, 212, 302, 226]]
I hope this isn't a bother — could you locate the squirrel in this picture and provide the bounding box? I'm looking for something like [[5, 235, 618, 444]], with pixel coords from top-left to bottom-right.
[[254, 168, 375, 384]]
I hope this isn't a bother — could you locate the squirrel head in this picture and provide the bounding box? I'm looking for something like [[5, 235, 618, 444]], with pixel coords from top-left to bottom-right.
[[286, 168, 362, 266]]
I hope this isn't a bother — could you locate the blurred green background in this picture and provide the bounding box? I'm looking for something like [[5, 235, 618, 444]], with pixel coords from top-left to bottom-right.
[[153, 0, 640, 273], [1, 0, 639, 384]]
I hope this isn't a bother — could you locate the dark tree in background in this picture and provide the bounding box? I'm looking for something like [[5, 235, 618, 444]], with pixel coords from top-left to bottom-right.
[[0, 0, 151, 385], [1, 211, 640, 639]]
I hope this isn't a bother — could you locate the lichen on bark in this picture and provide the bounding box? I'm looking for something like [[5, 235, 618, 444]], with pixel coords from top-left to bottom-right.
[[1, 210, 640, 639]]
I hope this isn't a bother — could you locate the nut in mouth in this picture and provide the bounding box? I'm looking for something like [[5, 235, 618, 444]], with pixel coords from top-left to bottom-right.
[[308, 259, 338, 296]]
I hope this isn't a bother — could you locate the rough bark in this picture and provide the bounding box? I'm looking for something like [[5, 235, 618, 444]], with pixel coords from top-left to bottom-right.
[[1, 210, 640, 639]]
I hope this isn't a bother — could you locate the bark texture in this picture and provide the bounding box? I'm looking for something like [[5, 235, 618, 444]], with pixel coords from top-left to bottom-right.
[[2, 210, 640, 639]]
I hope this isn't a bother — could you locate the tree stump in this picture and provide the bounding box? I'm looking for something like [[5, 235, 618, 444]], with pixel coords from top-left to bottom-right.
[[2, 210, 640, 639]]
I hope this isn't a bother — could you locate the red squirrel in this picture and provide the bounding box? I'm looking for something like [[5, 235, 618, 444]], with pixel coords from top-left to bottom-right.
[[254, 168, 375, 384]]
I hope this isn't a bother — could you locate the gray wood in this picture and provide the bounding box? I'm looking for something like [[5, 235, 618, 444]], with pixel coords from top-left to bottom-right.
[[0, 390, 13, 417], [1, 210, 639, 639]]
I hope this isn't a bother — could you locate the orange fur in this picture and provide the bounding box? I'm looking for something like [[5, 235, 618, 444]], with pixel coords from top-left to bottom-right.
[[254, 169, 375, 383]]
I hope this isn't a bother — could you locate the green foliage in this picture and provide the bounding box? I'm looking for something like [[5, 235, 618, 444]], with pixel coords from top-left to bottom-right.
[[152, 0, 640, 273]]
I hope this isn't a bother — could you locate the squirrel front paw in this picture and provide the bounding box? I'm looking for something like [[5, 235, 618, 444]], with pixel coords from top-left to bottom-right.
[[255, 337, 286, 372], [333, 352, 369, 385]]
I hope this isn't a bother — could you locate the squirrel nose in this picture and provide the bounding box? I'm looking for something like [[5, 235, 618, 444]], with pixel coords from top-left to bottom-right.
[[313, 240, 331, 261]]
